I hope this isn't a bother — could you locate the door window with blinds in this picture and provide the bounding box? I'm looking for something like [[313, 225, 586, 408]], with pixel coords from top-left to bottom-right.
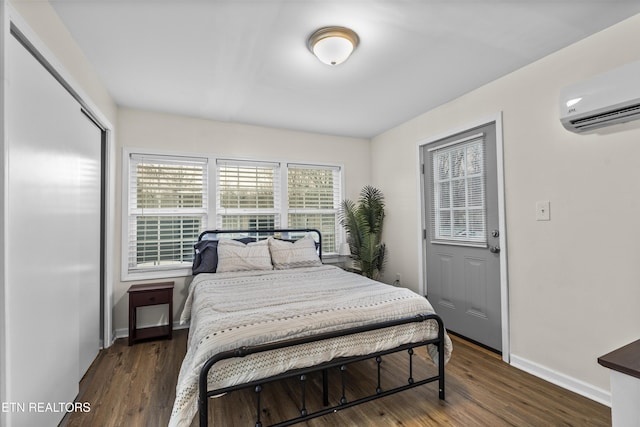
[[429, 133, 487, 246], [124, 151, 343, 279], [127, 154, 208, 275]]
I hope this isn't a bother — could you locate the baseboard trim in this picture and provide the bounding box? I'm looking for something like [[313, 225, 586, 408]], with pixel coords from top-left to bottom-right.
[[113, 321, 188, 340], [510, 354, 611, 407]]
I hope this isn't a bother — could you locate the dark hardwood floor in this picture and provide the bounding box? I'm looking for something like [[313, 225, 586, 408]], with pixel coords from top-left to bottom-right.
[[62, 330, 610, 426]]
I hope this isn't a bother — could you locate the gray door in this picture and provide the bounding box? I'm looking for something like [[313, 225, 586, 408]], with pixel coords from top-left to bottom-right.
[[422, 122, 501, 351]]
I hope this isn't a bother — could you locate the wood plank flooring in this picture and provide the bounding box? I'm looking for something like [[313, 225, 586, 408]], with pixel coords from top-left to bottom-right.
[[62, 330, 611, 426]]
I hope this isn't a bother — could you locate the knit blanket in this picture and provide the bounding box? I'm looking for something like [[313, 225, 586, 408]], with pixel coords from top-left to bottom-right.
[[169, 265, 452, 427]]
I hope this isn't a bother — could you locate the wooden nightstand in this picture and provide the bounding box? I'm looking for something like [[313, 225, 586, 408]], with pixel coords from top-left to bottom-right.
[[128, 282, 174, 345]]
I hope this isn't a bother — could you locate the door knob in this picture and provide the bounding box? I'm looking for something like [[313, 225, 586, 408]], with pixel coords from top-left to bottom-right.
[[489, 245, 501, 254]]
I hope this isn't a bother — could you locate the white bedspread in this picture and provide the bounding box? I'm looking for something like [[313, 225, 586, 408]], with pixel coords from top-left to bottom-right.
[[169, 265, 452, 427]]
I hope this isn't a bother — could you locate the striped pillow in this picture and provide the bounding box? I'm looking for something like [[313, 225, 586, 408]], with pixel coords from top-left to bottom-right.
[[216, 239, 273, 273], [268, 235, 322, 269]]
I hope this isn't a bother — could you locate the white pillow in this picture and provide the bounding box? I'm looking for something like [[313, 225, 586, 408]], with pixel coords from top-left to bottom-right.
[[216, 239, 273, 273], [268, 235, 322, 270]]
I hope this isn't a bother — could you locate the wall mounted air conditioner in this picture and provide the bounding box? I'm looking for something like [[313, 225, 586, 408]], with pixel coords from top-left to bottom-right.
[[559, 60, 640, 133]]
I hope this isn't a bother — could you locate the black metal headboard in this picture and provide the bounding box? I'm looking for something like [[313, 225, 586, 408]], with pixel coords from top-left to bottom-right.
[[197, 228, 323, 260]]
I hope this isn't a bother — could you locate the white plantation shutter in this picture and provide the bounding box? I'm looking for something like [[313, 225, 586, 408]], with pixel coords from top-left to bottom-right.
[[216, 159, 280, 229], [128, 153, 207, 271], [429, 133, 487, 246], [287, 164, 341, 253]]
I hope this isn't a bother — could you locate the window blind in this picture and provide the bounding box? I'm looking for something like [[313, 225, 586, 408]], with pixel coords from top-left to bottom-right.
[[287, 164, 341, 253], [216, 159, 280, 229], [429, 134, 487, 245], [288, 163, 340, 210], [128, 154, 207, 271], [125, 154, 346, 277]]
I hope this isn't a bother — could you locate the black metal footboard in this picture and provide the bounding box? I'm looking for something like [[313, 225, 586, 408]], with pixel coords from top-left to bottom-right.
[[198, 313, 446, 427]]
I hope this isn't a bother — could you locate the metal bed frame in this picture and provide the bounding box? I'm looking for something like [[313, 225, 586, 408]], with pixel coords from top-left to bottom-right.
[[194, 229, 446, 427]]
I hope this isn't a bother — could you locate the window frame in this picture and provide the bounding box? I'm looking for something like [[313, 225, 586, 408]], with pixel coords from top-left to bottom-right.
[[122, 148, 344, 281], [215, 159, 281, 231], [287, 163, 342, 255], [122, 149, 210, 281], [428, 133, 487, 247]]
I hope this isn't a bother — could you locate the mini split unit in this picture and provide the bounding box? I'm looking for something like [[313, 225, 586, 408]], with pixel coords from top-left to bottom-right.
[[559, 59, 640, 133]]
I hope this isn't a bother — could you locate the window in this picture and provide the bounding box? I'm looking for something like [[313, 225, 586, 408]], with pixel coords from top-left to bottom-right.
[[124, 151, 343, 280], [216, 160, 280, 230], [288, 164, 341, 253], [430, 134, 486, 245], [126, 153, 207, 276]]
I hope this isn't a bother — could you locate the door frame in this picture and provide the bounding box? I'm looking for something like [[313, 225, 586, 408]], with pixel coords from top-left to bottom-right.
[[416, 112, 509, 362], [7, 8, 116, 348]]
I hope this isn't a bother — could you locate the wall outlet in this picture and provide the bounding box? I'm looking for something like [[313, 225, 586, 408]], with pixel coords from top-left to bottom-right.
[[394, 273, 401, 286]]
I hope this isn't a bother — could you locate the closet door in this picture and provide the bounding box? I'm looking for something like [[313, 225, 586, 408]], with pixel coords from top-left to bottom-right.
[[77, 113, 102, 379], [6, 33, 101, 426]]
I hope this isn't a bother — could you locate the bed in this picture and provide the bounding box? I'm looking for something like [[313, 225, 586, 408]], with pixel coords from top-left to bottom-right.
[[169, 229, 452, 427]]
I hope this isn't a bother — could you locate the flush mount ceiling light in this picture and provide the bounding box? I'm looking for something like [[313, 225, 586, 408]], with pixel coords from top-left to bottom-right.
[[307, 26, 359, 66]]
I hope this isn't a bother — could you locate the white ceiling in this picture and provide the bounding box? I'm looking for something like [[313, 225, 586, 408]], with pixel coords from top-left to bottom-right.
[[50, 0, 640, 138]]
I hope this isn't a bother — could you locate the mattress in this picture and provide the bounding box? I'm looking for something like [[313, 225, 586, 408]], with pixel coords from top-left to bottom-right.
[[169, 264, 452, 427]]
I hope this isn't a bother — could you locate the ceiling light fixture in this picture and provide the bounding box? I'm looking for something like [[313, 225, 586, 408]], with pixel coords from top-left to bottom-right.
[[307, 26, 359, 66]]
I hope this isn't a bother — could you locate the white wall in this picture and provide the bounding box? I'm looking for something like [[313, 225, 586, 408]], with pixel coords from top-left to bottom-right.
[[9, 0, 117, 123], [114, 108, 371, 335], [370, 13, 640, 400]]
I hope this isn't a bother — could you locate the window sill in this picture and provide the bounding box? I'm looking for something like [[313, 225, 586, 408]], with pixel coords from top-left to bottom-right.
[[121, 267, 191, 282], [323, 256, 360, 272]]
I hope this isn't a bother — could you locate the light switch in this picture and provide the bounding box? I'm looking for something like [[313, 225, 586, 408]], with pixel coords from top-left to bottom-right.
[[536, 200, 550, 221]]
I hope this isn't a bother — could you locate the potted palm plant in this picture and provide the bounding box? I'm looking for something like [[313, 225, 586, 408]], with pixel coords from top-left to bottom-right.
[[339, 185, 387, 279]]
